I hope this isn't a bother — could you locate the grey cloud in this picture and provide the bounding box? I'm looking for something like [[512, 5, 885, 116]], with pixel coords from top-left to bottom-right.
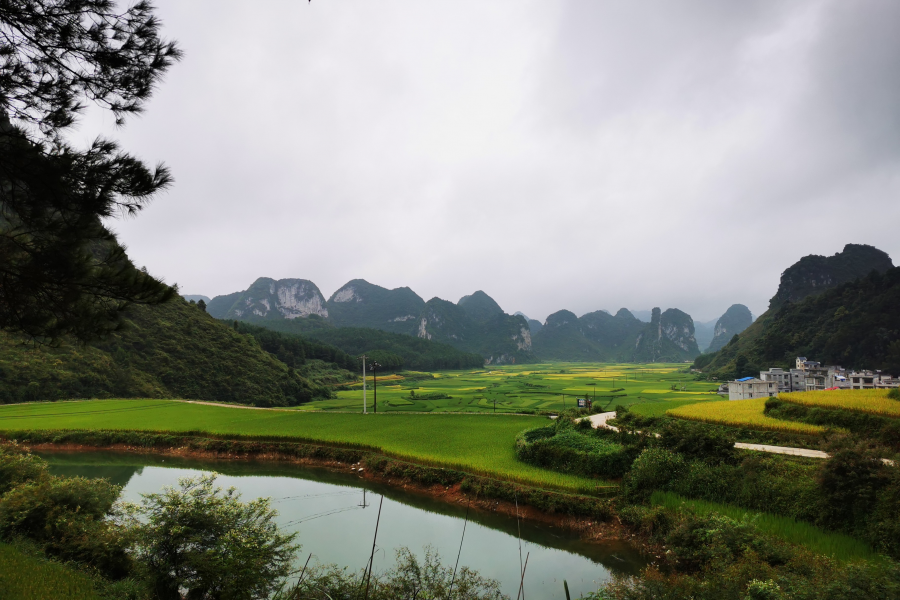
[[86, 0, 899, 325]]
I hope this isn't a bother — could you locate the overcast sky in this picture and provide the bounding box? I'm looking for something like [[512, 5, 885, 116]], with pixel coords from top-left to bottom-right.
[[82, 0, 900, 323]]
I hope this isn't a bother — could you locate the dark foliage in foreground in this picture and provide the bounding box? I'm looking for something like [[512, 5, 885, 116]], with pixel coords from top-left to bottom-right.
[[589, 512, 900, 600], [0, 0, 182, 342]]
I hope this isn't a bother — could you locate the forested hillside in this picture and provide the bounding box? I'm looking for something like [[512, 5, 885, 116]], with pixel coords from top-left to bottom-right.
[[696, 244, 895, 377], [695, 267, 900, 378], [305, 327, 484, 371], [532, 308, 645, 361], [417, 296, 535, 364], [0, 299, 339, 406]]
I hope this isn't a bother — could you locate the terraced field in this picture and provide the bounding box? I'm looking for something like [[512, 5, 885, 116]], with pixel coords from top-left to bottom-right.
[[307, 362, 719, 414]]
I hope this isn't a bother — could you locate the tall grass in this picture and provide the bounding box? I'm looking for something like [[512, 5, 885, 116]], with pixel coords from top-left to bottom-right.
[[780, 390, 900, 418], [650, 491, 877, 562], [667, 398, 825, 433], [0, 543, 100, 600]]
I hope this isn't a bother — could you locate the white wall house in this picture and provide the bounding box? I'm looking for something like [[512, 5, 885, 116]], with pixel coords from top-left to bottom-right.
[[760, 368, 793, 393], [729, 377, 778, 400]]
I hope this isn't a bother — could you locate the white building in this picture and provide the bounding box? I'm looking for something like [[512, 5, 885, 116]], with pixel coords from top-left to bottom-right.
[[729, 377, 778, 400], [760, 368, 793, 393], [849, 372, 899, 389]]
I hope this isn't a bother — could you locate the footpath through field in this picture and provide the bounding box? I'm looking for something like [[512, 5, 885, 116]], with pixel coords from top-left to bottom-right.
[[586, 412, 833, 460]]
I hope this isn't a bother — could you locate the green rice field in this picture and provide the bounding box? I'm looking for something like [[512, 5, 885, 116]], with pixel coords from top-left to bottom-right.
[[0, 363, 720, 494], [313, 362, 720, 414], [0, 399, 607, 493], [650, 491, 878, 562]]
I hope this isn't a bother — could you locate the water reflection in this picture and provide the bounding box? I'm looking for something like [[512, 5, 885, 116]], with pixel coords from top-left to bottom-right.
[[40, 450, 644, 599]]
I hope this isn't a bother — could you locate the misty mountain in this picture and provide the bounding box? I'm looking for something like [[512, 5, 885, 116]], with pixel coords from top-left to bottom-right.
[[206, 279, 535, 363], [531, 308, 646, 361], [693, 319, 716, 351], [325, 279, 426, 334], [630, 307, 700, 362], [458, 290, 504, 323], [418, 296, 535, 364], [630, 309, 653, 323], [697, 244, 896, 375], [206, 278, 328, 321], [769, 244, 893, 309], [706, 304, 753, 353], [182, 294, 211, 304], [514, 312, 542, 334]]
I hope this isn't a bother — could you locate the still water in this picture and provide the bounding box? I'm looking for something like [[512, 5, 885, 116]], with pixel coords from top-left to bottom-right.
[[40, 451, 645, 599]]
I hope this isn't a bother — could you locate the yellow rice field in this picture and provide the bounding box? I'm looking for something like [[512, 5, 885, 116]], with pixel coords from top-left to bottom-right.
[[779, 390, 900, 418], [667, 398, 826, 434]]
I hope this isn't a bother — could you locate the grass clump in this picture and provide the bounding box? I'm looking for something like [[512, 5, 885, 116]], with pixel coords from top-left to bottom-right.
[[650, 491, 877, 562], [0, 542, 101, 600]]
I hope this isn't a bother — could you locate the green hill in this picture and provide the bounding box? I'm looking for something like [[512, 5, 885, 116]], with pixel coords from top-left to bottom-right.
[[304, 327, 484, 371], [697, 267, 900, 378], [0, 298, 340, 406]]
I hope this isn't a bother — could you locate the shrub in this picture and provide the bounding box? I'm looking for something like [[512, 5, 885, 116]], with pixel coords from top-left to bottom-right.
[[658, 420, 738, 465], [129, 474, 299, 600], [623, 448, 687, 502], [0, 475, 131, 578], [276, 546, 505, 600], [516, 422, 635, 479], [888, 388, 900, 401], [0, 444, 48, 495], [817, 446, 889, 536]]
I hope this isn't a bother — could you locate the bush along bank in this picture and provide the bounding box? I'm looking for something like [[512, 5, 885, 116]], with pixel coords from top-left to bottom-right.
[[765, 397, 900, 452], [0, 429, 617, 521], [516, 417, 637, 479]]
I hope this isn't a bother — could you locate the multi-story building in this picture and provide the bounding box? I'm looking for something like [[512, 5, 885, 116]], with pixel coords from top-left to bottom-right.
[[796, 357, 821, 371], [729, 377, 778, 400], [849, 371, 899, 389], [760, 368, 793, 393]]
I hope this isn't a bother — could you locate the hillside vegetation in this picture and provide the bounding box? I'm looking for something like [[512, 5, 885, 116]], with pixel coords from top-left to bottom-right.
[[305, 327, 484, 371], [696, 266, 900, 378], [0, 299, 337, 406]]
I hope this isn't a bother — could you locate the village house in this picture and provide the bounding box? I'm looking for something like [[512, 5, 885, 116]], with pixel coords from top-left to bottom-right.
[[728, 377, 778, 400]]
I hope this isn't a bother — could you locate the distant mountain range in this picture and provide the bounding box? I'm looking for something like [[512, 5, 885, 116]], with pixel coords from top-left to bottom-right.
[[199, 277, 758, 364], [696, 244, 897, 377]]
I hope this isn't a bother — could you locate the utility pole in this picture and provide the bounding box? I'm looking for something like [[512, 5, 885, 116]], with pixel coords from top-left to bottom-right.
[[370, 361, 381, 414], [359, 354, 368, 414], [589, 383, 596, 408]]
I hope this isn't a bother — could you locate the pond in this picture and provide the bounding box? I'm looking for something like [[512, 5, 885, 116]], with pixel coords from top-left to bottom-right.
[[40, 451, 646, 599]]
